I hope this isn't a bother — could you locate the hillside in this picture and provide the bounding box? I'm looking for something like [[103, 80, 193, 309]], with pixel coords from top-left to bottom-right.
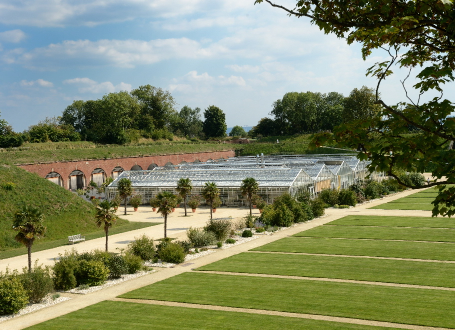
[[0, 165, 152, 258]]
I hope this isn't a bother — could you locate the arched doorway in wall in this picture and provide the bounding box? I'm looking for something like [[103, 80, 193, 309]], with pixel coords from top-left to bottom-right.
[[147, 163, 158, 170], [193, 159, 201, 164], [164, 162, 174, 169], [45, 172, 64, 187], [69, 170, 85, 190], [112, 166, 124, 179], [131, 165, 143, 171], [91, 168, 106, 187]]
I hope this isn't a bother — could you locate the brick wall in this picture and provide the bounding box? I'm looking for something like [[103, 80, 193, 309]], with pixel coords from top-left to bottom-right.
[[18, 150, 235, 190]]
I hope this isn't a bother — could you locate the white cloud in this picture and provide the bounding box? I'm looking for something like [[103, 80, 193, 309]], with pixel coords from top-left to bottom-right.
[[0, 30, 26, 43], [63, 77, 132, 93], [169, 71, 246, 94], [20, 79, 53, 87], [0, 0, 253, 27], [226, 64, 261, 73]]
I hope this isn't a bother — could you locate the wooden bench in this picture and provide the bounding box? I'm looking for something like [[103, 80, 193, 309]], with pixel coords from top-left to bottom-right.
[[68, 234, 85, 244]]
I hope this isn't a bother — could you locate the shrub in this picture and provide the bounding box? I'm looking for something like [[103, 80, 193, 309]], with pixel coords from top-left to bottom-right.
[[338, 189, 357, 206], [176, 240, 192, 254], [295, 188, 311, 204], [158, 243, 186, 263], [255, 227, 265, 233], [310, 197, 325, 217], [20, 265, 54, 303], [300, 202, 314, 220], [319, 189, 339, 206], [0, 275, 28, 315], [408, 172, 425, 187], [244, 214, 255, 228], [225, 238, 236, 244], [127, 235, 155, 261], [123, 253, 143, 274], [187, 227, 217, 247], [364, 180, 382, 199], [217, 242, 223, 248], [382, 178, 400, 193], [74, 260, 109, 286], [242, 230, 253, 237], [272, 204, 294, 227], [107, 254, 129, 279], [53, 255, 78, 291], [349, 182, 365, 196], [204, 219, 232, 241]]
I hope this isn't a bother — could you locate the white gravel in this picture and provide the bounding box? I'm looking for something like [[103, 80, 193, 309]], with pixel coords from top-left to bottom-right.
[[0, 294, 71, 323]]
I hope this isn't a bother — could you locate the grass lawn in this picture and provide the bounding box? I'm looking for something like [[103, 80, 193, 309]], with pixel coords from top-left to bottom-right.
[[197, 252, 455, 288], [329, 215, 455, 228], [120, 272, 455, 328], [294, 225, 455, 242], [0, 222, 159, 260], [370, 202, 434, 211], [252, 237, 455, 261], [24, 301, 394, 330]]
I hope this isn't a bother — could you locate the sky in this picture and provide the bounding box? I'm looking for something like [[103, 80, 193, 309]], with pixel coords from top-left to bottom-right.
[[0, 0, 434, 132]]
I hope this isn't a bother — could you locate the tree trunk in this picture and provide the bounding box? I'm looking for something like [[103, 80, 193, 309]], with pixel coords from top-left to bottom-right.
[[27, 244, 32, 273], [164, 214, 167, 238], [210, 200, 213, 220], [105, 226, 109, 252], [124, 197, 127, 215], [249, 200, 252, 217], [184, 197, 187, 217]]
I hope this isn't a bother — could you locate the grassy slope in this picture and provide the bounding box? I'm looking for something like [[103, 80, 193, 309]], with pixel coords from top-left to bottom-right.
[[0, 165, 157, 257], [0, 141, 237, 165]]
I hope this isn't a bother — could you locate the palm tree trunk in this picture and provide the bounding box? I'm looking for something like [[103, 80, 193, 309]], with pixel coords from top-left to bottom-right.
[[27, 244, 32, 273], [124, 197, 127, 215], [105, 226, 109, 252], [249, 200, 252, 217], [184, 197, 187, 217], [164, 214, 167, 238], [210, 200, 213, 220]]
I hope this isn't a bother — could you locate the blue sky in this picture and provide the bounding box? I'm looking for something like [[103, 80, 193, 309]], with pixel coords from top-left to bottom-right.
[[0, 0, 428, 132]]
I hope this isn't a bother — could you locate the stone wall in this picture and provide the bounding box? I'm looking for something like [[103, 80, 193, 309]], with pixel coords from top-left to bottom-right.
[[18, 150, 235, 190]]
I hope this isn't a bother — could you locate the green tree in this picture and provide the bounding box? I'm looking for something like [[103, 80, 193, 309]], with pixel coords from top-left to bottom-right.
[[117, 178, 132, 215], [257, 0, 455, 216], [250, 117, 277, 137], [342, 86, 381, 123], [203, 105, 227, 138], [156, 191, 178, 238], [229, 125, 247, 138], [201, 182, 220, 220], [60, 100, 86, 135], [176, 178, 193, 217], [240, 177, 259, 216], [12, 206, 46, 272], [177, 106, 203, 138], [95, 200, 118, 252], [131, 85, 177, 131], [0, 112, 23, 148]]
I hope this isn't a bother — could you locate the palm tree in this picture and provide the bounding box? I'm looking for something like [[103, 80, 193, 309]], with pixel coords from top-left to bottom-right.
[[240, 177, 259, 216], [156, 191, 178, 238], [117, 178, 132, 215], [95, 200, 118, 252], [202, 182, 220, 220], [176, 178, 193, 217], [12, 205, 46, 272]]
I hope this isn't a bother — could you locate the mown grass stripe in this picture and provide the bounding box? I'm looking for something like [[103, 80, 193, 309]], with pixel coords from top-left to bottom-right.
[[252, 237, 455, 261], [120, 272, 455, 328], [293, 225, 455, 243], [196, 252, 455, 288], [329, 215, 455, 228]]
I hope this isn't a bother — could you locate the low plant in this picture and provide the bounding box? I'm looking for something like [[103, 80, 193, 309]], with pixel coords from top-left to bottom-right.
[[0, 274, 28, 315], [74, 259, 109, 286], [255, 227, 265, 233], [176, 240, 192, 254], [225, 238, 236, 244], [187, 227, 217, 247], [217, 241, 223, 248], [319, 189, 339, 207], [158, 243, 186, 264], [338, 189, 357, 206], [188, 195, 201, 209], [204, 218, 231, 241], [310, 197, 326, 217], [244, 214, 255, 228], [127, 235, 155, 261], [107, 254, 129, 279], [242, 230, 253, 238], [123, 252, 143, 274]]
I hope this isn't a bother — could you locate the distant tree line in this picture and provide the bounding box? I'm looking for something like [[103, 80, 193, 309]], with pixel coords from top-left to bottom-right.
[[250, 86, 381, 137]]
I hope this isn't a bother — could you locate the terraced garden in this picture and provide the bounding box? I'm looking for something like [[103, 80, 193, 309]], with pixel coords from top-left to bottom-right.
[[26, 189, 455, 329]]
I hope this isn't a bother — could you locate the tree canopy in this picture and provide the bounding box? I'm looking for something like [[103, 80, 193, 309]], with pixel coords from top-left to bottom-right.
[[229, 125, 248, 138], [256, 0, 455, 216], [203, 105, 227, 138]]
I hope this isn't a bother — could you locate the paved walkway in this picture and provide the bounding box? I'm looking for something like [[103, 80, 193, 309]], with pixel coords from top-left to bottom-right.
[[2, 188, 439, 330]]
